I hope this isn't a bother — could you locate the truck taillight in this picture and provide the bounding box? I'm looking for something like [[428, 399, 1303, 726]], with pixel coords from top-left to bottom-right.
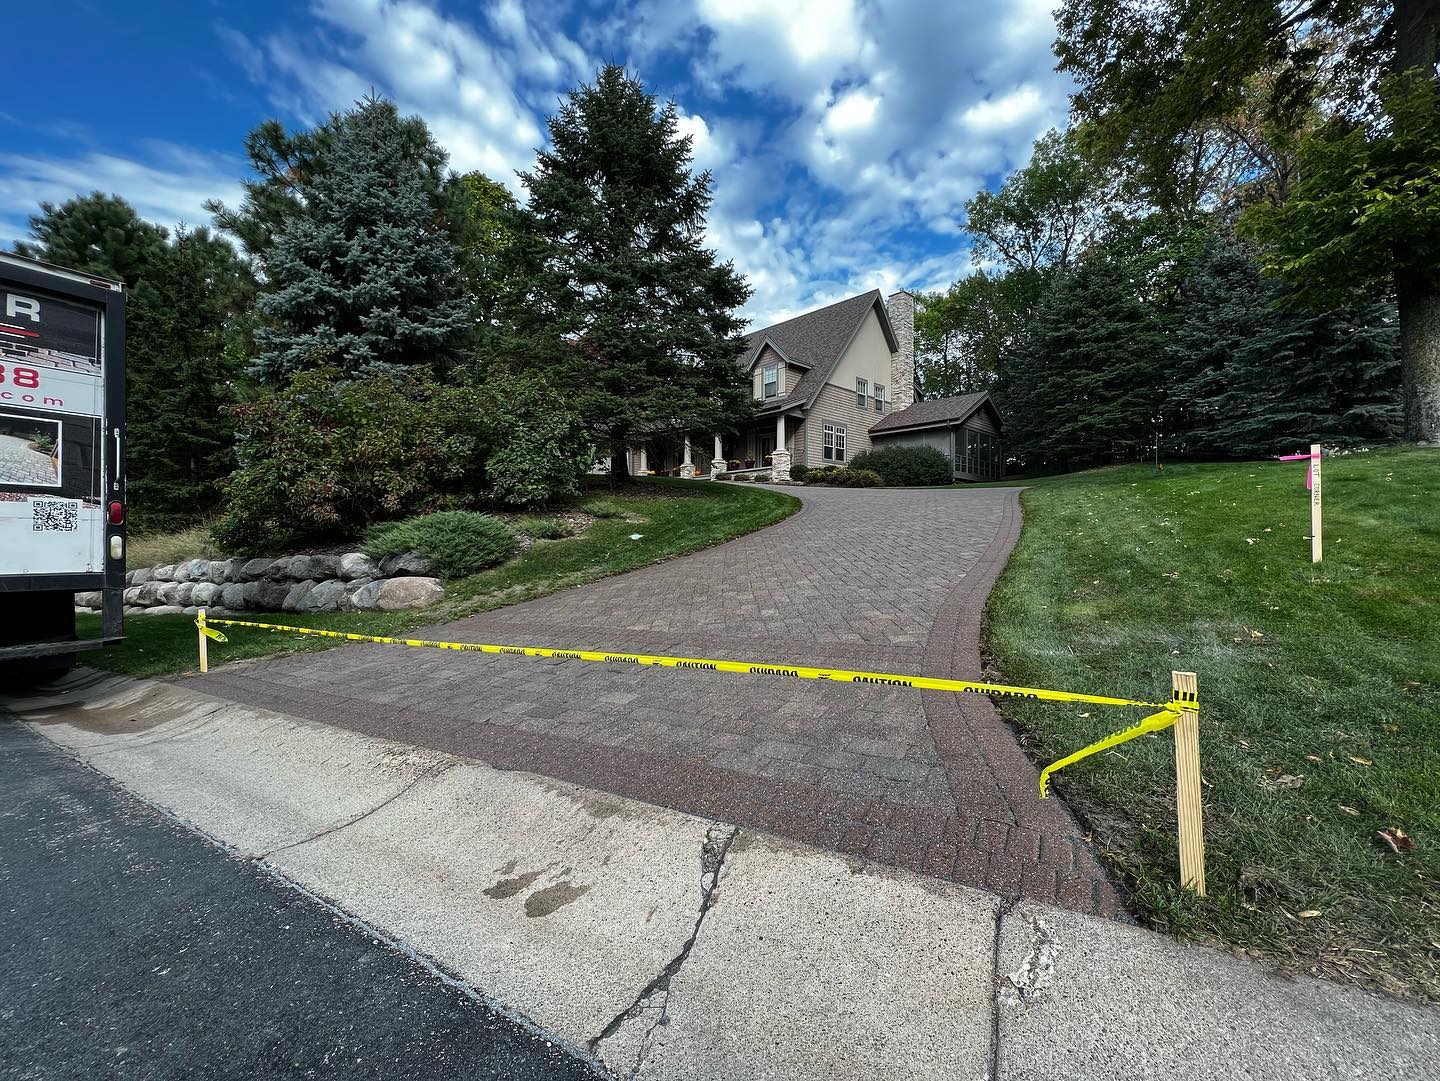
[[108, 501, 125, 525]]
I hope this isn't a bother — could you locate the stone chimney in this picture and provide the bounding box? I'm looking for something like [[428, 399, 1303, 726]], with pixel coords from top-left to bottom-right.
[[885, 290, 915, 410]]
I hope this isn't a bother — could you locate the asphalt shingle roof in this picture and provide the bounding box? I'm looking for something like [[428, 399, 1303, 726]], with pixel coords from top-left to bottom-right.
[[739, 290, 894, 412], [869, 391, 993, 433]]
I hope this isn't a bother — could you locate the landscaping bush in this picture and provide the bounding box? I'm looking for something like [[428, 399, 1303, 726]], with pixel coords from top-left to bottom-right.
[[807, 468, 881, 487], [789, 463, 809, 482], [849, 445, 953, 486], [363, 511, 516, 578], [483, 373, 592, 508], [214, 368, 491, 551], [582, 499, 625, 519], [515, 516, 572, 540]]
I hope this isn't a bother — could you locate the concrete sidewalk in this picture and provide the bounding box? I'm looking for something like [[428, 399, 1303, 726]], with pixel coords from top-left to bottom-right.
[[8, 670, 1438, 1080]]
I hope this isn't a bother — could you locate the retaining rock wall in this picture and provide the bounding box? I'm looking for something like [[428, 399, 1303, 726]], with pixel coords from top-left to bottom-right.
[[75, 551, 444, 617]]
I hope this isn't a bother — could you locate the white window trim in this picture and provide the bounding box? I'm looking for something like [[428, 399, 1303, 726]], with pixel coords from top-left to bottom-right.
[[762, 363, 779, 400], [874, 384, 885, 413], [823, 422, 848, 462], [855, 377, 868, 409]]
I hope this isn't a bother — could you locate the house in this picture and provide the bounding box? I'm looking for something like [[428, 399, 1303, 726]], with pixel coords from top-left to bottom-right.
[[624, 287, 1003, 481], [869, 391, 1006, 482]]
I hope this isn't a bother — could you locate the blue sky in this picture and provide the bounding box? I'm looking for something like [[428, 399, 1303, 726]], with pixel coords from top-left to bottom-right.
[[2, 0, 1070, 326]]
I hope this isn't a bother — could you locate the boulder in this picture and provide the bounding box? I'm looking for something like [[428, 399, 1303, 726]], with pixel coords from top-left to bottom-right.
[[375, 576, 444, 611], [220, 582, 254, 610], [185, 559, 211, 582], [183, 606, 199, 617], [240, 557, 276, 582], [156, 582, 183, 605], [349, 580, 384, 611], [379, 551, 432, 577], [142, 605, 185, 617], [136, 581, 166, 605], [174, 560, 194, 581], [124, 570, 138, 586], [75, 591, 103, 609], [282, 580, 316, 612], [123, 586, 143, 605], [288, 554, 341, 581], [207, 559, 235, 584], [339, 552, 379, 581], [132, 567, 152, 585], [251, 579, 292, 611], [151, 564, 176, 582], [296, 579, 347, 613], [265, 558, 295, 581], [123, 605, 142, 616], [343, 576, 374, 594], [191, 582, 220, 607], [174, 583, 195, 606]]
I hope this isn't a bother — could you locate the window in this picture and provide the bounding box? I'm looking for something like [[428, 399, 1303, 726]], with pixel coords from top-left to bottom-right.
[[762, 364, 779, 399], [823, 423, 847, 462], [855, 378, 868, 408], [874, 384, 885, 413]]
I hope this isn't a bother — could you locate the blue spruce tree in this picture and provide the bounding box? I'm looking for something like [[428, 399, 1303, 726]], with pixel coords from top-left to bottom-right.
[[253, 96, 468, 383]]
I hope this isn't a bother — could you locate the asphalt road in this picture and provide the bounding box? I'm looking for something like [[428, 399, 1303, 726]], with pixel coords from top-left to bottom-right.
[[0, 719, 601, 1081]]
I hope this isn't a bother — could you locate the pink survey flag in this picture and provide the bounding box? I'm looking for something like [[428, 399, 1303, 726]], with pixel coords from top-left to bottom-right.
[[1276, 449, 1319, 489]]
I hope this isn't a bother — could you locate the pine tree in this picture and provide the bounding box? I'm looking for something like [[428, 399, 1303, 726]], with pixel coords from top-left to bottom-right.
[[126, 227, 253, 527], [1169, 237, 1402, 456], [516, 65, 753, 476], [252, 96, 468, 383], [14, 192, 169, 284]]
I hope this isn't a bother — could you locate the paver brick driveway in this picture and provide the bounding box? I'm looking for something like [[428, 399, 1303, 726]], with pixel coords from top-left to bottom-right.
[[193, 485, 1120, 916]]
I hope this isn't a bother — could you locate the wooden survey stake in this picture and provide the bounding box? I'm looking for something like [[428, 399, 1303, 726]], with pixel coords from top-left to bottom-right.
[[1172, 671, 1205, 895], [1310, 443, 1322, 564], [198, 607, 208, 674]]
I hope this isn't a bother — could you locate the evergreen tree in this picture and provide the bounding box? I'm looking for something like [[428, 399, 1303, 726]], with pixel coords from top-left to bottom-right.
[[1000, 254, 1165, 470], [516, 65, 753, 476], [126, 227, 253, 527], [252, 96, 468, 383], [15, 192, 169, 285], [1169, 237, 1402, 456]]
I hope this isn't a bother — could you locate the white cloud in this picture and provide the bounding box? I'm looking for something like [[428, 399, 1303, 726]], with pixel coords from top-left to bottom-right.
[[0, 143, 244, 248], [960, 85, 1047, 135]]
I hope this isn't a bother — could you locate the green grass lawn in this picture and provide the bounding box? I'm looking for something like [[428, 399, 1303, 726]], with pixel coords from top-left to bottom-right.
[[985, 446, 1439, 999], [80, 478, 797, 679]]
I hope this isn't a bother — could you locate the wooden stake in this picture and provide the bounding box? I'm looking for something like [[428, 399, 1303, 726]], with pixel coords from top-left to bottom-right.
[[1310, 443, 1323, 564], [1172, 671, 1204, 895], [198, 607, 208, 675]]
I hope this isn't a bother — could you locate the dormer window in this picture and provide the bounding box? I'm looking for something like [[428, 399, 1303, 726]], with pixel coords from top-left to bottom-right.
[[855, 377, 868, 408], [762, 363, 779, 399]]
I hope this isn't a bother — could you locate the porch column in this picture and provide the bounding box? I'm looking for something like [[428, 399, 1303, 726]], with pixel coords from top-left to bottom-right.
[[638, 446, 648, 474], [771, 414, 792, 482], [680, 432, 696, 478], [711, 434, 726, 480]]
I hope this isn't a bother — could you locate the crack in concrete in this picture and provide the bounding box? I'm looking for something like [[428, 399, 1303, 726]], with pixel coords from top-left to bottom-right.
[[253, 760, 457, 861], [986, 896, 1018, 1081], [588, 822, 739, 1078]]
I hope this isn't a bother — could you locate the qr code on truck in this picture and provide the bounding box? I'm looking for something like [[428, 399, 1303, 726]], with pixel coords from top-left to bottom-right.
[[32, 499, 79, 532]]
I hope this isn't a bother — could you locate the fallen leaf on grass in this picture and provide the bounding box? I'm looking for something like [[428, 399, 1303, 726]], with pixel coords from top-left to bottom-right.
[[1305, 754, 1322, 763], [1298, 910, 1323, 919], [1348, 756, 1373, 766], [1260, 773, 1305, 790], [1339, 805, 1361, 816], [1376, 828, 1414, 853]]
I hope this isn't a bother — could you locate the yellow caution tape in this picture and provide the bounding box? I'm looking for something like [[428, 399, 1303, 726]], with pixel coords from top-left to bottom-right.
[[193, 611, 1195, 797], [200, 626, 228, 642]]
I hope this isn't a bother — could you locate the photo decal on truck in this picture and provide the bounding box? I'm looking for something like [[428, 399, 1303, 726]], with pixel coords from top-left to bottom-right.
[[0, 413, 62, 487], [0, 287, 102, 416]]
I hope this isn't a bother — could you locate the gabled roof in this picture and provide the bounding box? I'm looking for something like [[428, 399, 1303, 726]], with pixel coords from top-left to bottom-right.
[[739, 290, 898, 414], [869, 391, 1001, 434]]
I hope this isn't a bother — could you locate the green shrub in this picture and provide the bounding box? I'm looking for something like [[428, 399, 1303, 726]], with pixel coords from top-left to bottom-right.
[[214, 368, 491, 551], [582, 499, 626, 519], [363, 511, 516, 578], [483, 373, 591, 508], [789, 463, 809, 481], [809, 468, 881, 487], [515, 516, 571, 540], [849, 445, 953, 486]]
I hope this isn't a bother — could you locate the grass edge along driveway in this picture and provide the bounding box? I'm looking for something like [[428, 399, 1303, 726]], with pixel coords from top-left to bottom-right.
[[984, 447, 1438, 1002], [79, 478, 798, 679]]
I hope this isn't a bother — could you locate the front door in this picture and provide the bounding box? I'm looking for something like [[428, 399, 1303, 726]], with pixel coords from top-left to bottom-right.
[[758, 432, 775, 464]]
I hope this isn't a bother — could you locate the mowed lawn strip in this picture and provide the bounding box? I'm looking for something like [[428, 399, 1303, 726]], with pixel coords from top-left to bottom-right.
[[985, 447, 1439, 1000], [80, 478, 798, 679]]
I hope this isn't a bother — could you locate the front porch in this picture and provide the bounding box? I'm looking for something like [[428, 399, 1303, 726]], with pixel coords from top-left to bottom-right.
[[624, 412, 804, 481]]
